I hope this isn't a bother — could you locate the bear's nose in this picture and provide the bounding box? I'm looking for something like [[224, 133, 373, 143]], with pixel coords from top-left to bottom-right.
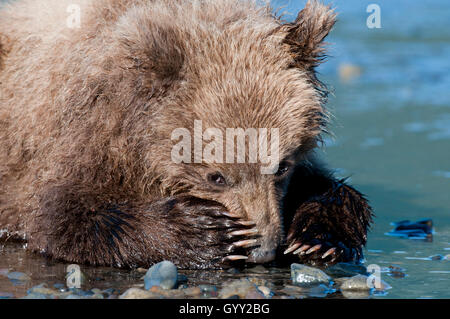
[[246, 248, 276, 264]]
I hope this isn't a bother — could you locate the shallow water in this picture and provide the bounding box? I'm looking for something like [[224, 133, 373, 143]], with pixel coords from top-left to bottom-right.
[[1, 0, 450, 299]]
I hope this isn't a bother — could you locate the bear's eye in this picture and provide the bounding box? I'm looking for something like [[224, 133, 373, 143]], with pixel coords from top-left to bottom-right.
[[275, 161, 292, 177], [207, 172, 227, 186]]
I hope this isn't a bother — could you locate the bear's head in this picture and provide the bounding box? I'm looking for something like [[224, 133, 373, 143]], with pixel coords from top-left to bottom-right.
[[117, 0, 336, 263]]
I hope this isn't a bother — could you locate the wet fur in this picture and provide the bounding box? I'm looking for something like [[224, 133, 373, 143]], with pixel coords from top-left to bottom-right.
[[0, 0, 372, 268]]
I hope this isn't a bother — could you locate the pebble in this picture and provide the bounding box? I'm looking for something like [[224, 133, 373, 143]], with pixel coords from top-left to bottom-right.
[[144, 261, 178, 290], [257, 286, 273, 298], [340, 274, 371, 291], [218, 278, 265, 299], [340, 274, 391, 292], [119, 288, 159, 299], [290, 263, 331, 287], [388, 265, 406, 278]]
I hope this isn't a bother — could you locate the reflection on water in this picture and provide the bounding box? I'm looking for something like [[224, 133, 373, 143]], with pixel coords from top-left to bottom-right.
[[1, 0, 449, 299]]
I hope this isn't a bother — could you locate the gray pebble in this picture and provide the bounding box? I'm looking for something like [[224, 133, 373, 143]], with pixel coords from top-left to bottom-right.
[[144, 261, 178, 290], [340, 274, 370, 291], [291, 263, 331, 287]]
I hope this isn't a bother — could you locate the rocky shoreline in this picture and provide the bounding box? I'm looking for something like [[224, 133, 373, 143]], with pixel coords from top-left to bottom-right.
[[0, 260, 398, 299]]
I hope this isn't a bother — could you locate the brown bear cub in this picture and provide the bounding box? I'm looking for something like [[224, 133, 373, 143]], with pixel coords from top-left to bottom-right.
[[0, 0, 372, 269]]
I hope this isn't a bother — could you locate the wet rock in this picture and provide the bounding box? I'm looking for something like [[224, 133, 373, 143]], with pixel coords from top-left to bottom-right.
[[325, 263, 368, 278], [340, 274, 370, 291], [119, 288, 159, 299], [444, 254, 450, 261], [291, 263, 331, 287], [219, 278, 265, 299], [257, 286, 273, 298], [386, 219, 433, 241], [7, 271, 31, 281], [149, 285, 186, 298], [144, 261, 178, 290]]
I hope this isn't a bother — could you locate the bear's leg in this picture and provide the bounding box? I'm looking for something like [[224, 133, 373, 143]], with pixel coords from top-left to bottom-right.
[[28, 184, 258, 269], [281, 163, 373, 266]]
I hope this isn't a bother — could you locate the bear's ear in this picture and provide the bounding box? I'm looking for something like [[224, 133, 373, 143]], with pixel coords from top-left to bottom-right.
[[280, 0, 336, 71], [116, 11, 185, 90]]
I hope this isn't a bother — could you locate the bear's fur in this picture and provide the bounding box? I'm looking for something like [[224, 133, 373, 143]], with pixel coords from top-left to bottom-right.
[[0, 0, 372, 269]]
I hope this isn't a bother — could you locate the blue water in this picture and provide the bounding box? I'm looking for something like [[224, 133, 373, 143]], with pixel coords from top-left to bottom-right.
[[273, 0, 450, 298]]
